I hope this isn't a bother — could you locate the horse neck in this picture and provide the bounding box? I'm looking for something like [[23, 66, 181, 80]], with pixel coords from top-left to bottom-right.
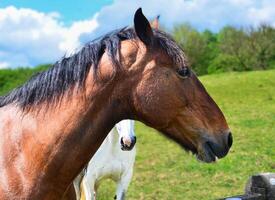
[[19, 73, 129, 198]]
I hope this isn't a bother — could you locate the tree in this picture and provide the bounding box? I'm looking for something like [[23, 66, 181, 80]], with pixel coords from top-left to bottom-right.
[[217, 26, 250, 71], [171, 23, 275, 74], [246, 24, 275, 70], [173, 23, 210, 75]]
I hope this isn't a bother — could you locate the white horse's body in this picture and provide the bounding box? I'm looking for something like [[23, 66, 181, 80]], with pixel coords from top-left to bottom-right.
[[74, 120, 136, 200]]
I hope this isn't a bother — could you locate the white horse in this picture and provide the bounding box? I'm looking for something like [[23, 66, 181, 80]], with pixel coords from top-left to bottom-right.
[[73, 120, 136, 200]]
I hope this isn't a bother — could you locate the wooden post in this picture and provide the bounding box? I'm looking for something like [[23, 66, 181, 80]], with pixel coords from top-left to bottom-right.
[[220, 173, 275, 200]]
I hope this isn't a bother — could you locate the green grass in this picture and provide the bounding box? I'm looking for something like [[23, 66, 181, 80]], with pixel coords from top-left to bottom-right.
[[0, 68, 274, 199], [0, 64, 50, 96], [97, 70, 275, 199]]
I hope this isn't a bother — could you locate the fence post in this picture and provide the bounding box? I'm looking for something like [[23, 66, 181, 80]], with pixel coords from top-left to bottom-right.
[[220, 173, 275, 200]]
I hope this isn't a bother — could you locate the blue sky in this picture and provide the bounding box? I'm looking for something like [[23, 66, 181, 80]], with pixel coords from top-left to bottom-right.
[[0, 0, 113, 25], [1, 0, 275, 68]]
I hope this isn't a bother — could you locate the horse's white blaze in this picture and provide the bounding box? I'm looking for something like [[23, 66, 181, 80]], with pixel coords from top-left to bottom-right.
[[116, 120, 135, 147], [73, 120, 136, 200]]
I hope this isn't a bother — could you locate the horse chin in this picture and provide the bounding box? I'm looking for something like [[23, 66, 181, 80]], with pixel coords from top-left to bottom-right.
[[196, 153, 218, 163], [196, 143, 218, 163], [181, 142, 217, 163], [160, 128, 217, 163], [120, 145, 134, 151]]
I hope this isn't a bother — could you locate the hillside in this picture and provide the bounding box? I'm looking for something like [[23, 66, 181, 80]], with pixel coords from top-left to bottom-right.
[[0, 68, 274, 199]]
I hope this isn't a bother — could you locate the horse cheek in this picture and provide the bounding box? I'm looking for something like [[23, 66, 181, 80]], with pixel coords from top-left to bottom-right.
[[133, 76, 178, 127]]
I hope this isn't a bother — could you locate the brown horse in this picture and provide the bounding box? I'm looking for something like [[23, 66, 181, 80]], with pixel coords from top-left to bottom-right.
[[0, 8, 232, 200]]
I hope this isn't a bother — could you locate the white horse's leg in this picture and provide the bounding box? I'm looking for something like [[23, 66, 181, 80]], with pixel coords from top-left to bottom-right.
[[115, 168, 134, 200], [82, 174, 96, 200], [73, 177, 81, 200], [73, 173, 84, 200]]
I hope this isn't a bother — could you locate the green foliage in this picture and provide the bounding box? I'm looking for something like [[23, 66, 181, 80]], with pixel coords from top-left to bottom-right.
[[208, 54, 239, 74], [217, 26, 250, 71], [172, 23, 275, 75], [0, 64, 50, 95], [173, 23, 210, 75]]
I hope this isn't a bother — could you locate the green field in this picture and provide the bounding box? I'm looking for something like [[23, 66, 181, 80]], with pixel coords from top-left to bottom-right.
[[96, 70, 275, 199], [0, 69, 274, 199]]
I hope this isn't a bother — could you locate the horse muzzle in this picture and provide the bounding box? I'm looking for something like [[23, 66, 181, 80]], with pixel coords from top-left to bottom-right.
[[197, 131, 233, 163], [120, 136, 137, 151]]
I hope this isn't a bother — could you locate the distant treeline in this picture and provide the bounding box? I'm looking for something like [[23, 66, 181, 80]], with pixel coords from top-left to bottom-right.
[[173, 23, 275, 75]]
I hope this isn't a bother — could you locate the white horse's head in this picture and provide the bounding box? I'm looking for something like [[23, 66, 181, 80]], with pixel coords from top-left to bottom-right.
[[115, 120, 136, 151]]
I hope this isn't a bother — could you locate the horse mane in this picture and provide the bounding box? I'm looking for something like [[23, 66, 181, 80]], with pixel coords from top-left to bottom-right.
[[0, 27, 187, 109]]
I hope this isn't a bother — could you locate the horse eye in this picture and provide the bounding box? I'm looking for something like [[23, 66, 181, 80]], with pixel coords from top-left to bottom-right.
[[177, 67, 190, 78]]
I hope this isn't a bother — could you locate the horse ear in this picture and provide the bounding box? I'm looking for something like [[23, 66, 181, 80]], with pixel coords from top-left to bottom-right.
[[134, 8, 153, 46], [150, 15, 160, 30]]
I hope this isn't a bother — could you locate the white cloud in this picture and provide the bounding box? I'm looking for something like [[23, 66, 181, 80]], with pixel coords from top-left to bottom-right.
[[0, 6, 98, 68], [59, 14, 99, 53], [0, 62, 9, 69], [247, 2, 275, 26]]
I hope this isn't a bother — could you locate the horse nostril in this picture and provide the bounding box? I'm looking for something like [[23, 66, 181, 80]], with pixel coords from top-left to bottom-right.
[[120, 138, 124, 146], [228, 132, 233, 148], [132, 136, 137, 144]]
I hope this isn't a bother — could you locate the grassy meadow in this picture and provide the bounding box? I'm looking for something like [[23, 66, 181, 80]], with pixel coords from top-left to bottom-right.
[[0, 68, 274, 199]]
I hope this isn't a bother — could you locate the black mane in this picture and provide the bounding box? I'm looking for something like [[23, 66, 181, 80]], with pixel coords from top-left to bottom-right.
[[0, 28, 187, 109]]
